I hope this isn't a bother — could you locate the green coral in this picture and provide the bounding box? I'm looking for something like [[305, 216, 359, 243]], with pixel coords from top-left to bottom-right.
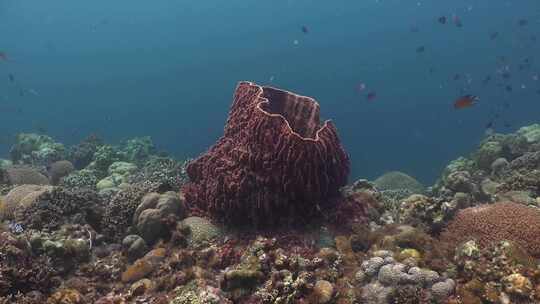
[[474, 140, 504, 170], [517, 124, 540, 143], [91, 145, 124, 176], [9, 133, 66, 166], [122, 136, 155, 164], [373, 171, 425, 194], [60, 169, 98, 189]]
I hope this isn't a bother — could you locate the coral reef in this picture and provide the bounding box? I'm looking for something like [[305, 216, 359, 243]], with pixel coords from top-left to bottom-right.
[[13, 186, 103, 231], [67, 134, 103, 169], [183, 81, 350, 226], [4, 118, 540, 303], [9, 133, 66, 167]]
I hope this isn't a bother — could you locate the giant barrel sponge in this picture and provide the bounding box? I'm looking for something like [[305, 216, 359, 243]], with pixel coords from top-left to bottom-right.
[[182, 81, 350, 226]]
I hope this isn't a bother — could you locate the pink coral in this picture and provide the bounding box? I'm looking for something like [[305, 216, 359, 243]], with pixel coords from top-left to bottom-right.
[[441, 202, 540, 257], [183, 81, 349, 226]]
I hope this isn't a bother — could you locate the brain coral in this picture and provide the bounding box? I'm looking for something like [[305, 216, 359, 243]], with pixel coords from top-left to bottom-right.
[[373, 171, 425, 193], [0, 166, 50, 186], [48, 160, 75, 185], [441, 202, 540, 257], [0, 185, 52, 221], [182, 81, 349, 226]]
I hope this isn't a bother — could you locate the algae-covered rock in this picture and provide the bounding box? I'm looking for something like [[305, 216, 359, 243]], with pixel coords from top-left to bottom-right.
[[133, 192, 186, 244], [475, 141, 504, 170], [374, 171, 425, 194]]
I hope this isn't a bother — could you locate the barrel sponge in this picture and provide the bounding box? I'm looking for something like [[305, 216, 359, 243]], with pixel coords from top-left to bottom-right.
[[182, 81, 350, 226]]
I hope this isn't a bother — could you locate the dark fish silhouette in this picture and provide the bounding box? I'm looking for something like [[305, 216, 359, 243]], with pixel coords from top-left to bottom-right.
[[8, 74, 14, 83], [438, 16, 447, 24], [301, 25, 309, 34], [490, 32, 499, 40], [416, 46, 425, 53], [518, 19, 528, 26], [485, 121, 494, 129], [505, 85, 513, 92], [366, 91, 377, 101], [502, 72, 511, 80], [453, 15, 463, 27], [453, 74, 461, 81]]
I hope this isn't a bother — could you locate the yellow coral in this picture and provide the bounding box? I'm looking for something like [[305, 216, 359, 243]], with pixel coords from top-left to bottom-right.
[[47, 288, 83, 304], [0, 196, 5, 220], [121, 259, 154, 283]]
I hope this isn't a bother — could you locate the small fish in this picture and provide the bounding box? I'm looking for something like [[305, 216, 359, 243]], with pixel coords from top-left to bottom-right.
[[453, 94, 479, 109], [438, 16, 447, 24], [366, 91, 377, 101], [489, 32, 499, 40], [502, 72, 511, 80], [505, 85, 513, 92], [453, 74, 461, 81], [356, 82, 366, 92], [485, 121, 494, 129], [0, 52, 7, 61], [518, 19, 528, 26], [453, 15, 463, 27], [301, 25, 309, 34], [416, 46, 425, 53], [8, 73, 14, 82]]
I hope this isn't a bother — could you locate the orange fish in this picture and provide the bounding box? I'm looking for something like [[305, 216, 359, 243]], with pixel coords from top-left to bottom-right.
[[453, 94, 479, 109], [0, 52, 7, 61]]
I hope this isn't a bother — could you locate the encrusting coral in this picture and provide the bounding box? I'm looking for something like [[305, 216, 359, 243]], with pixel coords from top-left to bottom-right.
[[440, 202, 540, 258]]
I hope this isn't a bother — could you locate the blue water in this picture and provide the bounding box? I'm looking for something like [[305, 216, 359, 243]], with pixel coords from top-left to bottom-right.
[[1, 0, 539, 184]]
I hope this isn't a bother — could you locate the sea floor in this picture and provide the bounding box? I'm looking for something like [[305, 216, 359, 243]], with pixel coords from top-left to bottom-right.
[[1, 125, 540, 304]]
